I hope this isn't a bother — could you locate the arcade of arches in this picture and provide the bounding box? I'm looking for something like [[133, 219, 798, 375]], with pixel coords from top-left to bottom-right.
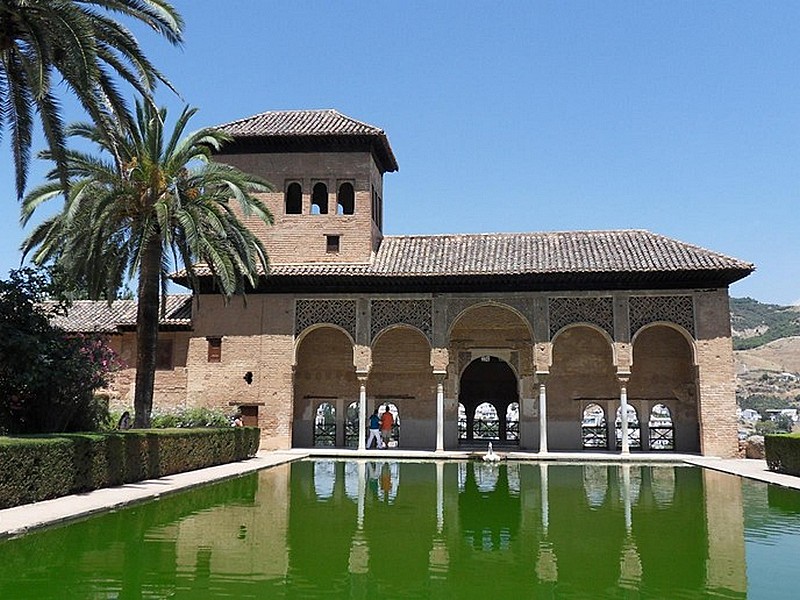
[[291, 294, 719, 455]]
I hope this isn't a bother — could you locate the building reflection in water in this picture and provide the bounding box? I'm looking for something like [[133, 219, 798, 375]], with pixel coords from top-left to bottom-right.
[[0, 459, 753, 598], [172, 460, 748, 597]]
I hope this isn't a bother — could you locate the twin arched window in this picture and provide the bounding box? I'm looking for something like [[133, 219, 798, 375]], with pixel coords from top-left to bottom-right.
[[285, 181, 355, 215]]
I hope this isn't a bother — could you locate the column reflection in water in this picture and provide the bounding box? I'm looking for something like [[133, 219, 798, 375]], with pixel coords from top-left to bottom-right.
[[348, 461, 369, 583], [618, 464, 643, 590], [429, 461, 449, 589], [0, 460, 759, 599], [536, 462, 558, 584]]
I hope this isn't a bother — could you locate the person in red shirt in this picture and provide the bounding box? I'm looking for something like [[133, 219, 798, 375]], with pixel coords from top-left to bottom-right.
[[380, 404, 394, 448]]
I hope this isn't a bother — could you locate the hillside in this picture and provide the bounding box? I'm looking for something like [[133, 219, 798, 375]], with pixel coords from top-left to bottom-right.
[[730, 297, 800, 350], [731, 298, 800, 409]]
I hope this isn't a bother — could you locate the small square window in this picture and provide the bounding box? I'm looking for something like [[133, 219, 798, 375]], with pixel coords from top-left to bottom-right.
[[207, 337, 222, 363], [326, 235, 340, 253]]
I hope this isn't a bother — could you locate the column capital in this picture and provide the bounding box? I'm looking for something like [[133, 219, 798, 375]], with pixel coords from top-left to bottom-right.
[[433, 369, 447, 383], [616, 370, 631, 385], [535, 371, 550, 384]]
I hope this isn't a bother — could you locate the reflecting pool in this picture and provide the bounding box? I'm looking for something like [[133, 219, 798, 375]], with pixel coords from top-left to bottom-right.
[[1, 460, 799, 599]]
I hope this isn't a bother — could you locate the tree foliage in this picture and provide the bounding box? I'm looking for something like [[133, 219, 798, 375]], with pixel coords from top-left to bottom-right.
[[21, 102, 273, 428], [0, 268, 122, 434], [0, 0, 184, 197]]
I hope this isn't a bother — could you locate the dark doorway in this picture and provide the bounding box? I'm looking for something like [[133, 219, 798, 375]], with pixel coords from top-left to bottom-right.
[[459, 356, 519, 446]]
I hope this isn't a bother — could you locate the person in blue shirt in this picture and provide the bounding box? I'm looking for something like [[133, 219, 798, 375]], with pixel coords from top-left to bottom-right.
[[367, 409, 382, 449]]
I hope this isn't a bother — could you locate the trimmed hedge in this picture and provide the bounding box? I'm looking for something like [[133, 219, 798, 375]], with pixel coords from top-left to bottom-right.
[[765, 432, 800, 476], [0, 427, 260, 509]]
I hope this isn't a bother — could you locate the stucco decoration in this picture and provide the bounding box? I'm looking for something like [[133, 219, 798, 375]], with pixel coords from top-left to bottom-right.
[[548, 296, 614, 339], [295, 299, 357, 339], [370, 299, 433, 343], [629, 295, 695, 338]]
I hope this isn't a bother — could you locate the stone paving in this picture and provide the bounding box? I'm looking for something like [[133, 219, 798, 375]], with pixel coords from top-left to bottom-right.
[[2, 449, 798, 540]]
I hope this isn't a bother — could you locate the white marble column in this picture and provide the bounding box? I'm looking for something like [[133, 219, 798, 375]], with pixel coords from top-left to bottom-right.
[[537, 373, 549, 454], [357, 375, 368, 451], [435, 373, 446, 452], [619, 374, 630, 455]]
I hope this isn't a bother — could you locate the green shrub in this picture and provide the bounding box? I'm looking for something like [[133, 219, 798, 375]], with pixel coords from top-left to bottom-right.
[[0, 427, 260, 509], [150, 407, 230, 428], [765, 433, 800, 476]]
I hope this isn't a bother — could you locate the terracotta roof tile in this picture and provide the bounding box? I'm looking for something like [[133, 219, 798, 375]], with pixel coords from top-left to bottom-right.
[[174, 229, 753, 282], [216, 109, 386, 138], [214, 109, 398, 173], [49, 295, 192, 333]]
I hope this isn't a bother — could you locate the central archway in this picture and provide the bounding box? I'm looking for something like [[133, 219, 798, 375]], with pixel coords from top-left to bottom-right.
[[459, 356, 519, 446]]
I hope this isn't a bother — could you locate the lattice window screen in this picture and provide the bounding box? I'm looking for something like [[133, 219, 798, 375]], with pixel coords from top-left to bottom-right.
[[370, 299, 432, 343], [629, 295, 695, 337], [548, 297, 614, 339], [295, 299, 357, 339]]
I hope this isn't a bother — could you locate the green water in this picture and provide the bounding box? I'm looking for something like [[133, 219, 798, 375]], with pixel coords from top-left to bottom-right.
[[1, 460, 799, 599]]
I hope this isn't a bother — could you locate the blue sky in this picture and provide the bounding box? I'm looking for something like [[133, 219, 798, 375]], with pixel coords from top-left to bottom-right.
[[2, 1, 799, 304]]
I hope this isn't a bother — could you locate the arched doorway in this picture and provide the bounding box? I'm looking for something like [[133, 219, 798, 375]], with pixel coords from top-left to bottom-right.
[[629, 324, 697, 452], [293, 326, 357, 448], [370, 326, 432, 449], [459, 356, 519, 446], [549, 325, 617, 451]]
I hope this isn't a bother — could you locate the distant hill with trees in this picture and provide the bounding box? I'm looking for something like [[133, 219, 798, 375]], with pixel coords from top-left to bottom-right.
[[730, 297, 800, 418], [730, 297, 800, 350]]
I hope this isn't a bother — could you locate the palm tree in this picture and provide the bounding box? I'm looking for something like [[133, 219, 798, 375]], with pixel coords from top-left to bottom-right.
[[0, 0, 184, 198], [21, 101, 274, 427]]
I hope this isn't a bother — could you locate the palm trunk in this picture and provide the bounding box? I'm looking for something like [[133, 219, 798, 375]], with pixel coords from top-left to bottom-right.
[[133, 232, 162, 428]]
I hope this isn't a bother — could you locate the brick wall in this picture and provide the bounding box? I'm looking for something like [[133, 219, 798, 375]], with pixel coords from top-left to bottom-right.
[[216, 151, 384, 264]]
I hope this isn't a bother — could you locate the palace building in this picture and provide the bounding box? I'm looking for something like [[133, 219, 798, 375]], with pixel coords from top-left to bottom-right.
[[57, 110, 754, 457]]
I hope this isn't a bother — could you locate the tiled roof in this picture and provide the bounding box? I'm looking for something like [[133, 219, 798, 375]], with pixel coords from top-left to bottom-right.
[[217, 109, 386, 138], [369, 230, 754, 276], [175, 230, 754, 284], [215, 109, 399, 173], [49, 295, 192, 333]]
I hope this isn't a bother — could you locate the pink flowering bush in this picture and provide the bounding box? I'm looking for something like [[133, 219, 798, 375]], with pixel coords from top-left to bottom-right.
[[0, 269, 123, 434]]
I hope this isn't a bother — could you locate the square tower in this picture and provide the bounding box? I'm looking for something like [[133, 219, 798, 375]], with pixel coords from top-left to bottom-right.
[[213, 109, 398, 265]]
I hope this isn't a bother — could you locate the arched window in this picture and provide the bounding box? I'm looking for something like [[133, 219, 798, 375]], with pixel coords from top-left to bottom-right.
[[345, 401, 359, 448], [615, 405, 641, 449], [285, 182, 302, 214], [506, 402, 520, 441], [311, 182, 328, 214], [648, 403, 675, 450], [313, 402, 336, 447], [337, 182, 354, 215], [473, 402, 499, 439], [582, 403, 608, 449]]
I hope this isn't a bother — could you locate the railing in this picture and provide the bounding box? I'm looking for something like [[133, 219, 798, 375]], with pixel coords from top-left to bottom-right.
[[582, 425, 609, 449], [615, 422, 642, 449], [648, 426, 675, 451], [506, 420, 520, 441], [473, 419, 500, 440], [389, 424, 400, 446], [313, 422, 336, 447], [458, 418, 467, 440], [345, 420, 359, 448]]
